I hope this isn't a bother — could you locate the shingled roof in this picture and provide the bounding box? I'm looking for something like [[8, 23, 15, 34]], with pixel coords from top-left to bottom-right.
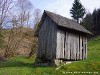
[[34, 10, 92, 36]]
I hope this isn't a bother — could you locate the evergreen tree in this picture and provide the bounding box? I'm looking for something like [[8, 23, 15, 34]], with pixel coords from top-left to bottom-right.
[[81, 13, 93, 31], [92, 9, 100, 34], [92, 9, 98, 33], [70, 0, 86, 23], [97, 9, 100, 33], [81, 8, 100, 36]]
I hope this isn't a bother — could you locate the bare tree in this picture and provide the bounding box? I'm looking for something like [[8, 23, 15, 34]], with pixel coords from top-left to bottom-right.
[[4, 16, 18, 57], [0, 0, 41, 57], [28, 9, 41, 58], [16, 0, 33, 33], [0, 0, 13, 28], [4, 0, 34, 57], [33, 9, 41, 25], [0, 0, 14, 57]]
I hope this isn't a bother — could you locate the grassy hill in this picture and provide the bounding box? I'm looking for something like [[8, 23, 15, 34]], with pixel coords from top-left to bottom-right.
[[0, 37, 100, 75]]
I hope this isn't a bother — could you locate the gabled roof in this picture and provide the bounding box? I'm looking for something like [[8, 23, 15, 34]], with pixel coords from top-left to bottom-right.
[[34, 10, 92, 36]]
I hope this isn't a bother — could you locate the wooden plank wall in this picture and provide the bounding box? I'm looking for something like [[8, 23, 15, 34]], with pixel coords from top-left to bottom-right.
[[56, 30, 65, 59], [37, 15, 87, 60], [79, 35, 82, 59], [56, 30, 87, 60], [37, 16, 57, 60], [76, 35, 80, 60]]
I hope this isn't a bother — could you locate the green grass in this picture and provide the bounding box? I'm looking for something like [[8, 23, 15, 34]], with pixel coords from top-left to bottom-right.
[[0, 56, 57, 75], [0, 37, 100, 75]]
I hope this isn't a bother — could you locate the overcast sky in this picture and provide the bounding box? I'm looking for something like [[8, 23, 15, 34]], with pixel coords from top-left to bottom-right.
[[30, 0, 100, 18]]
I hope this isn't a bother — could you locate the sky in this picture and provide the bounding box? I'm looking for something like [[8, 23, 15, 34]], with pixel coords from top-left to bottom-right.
[[30, 0, 100, 19]]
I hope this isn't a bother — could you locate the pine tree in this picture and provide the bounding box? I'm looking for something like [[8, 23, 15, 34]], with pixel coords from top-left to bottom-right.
[[81, 13, 93, 31], [92, 9, 100, 34], [70, 0, 86, 23]]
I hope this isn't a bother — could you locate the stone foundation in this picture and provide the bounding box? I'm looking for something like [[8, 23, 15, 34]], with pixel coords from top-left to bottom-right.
[[34, 58, 72, 66]]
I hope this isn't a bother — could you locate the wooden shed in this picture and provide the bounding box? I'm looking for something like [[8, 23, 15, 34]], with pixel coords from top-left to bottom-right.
[[35, 10, 92, 65]]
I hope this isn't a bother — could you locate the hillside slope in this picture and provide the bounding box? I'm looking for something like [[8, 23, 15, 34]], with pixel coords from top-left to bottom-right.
[[0, 37, 100, 75], [0, 27, 35, 56], [57, 36, 100, 74]]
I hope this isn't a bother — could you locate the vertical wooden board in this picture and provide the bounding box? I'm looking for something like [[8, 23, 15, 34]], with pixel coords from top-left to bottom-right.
[[69, 33, 74, 60], [65, 32, 68, 59], [45, 16, 57, 59], [82, 37, 85, 60], [46, 17, 52, 59], [63, 32, 65, 59], [37, 16, 57, 60], [56, 30, 65, 59], [71, 33, 76, 60], [60, 31, 65, 59], [42, 20, 47, 58], [74, 35, 77, 60], [69, 33, 72, 59], [70, 33, 72, 59], [72, 34, 76, 60], [67, 33, 71, 59], [46, 29, 51, 59], [85, 38, 87, 59], [70, 34, 74, 60], [43, 18, 49, 59], [75, 35, 78, 60], [56, 30, 61, 58], [37, 19, 47, 58], [76, 35, 79, 60], [79, 35, 82, 59], [75, 35, 77, 60], [51, 23, 57, 59]]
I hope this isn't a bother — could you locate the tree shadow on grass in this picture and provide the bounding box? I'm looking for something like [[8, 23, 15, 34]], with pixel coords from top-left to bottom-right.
[[0, 61, 33, 68], [0, 60, 55, 69]]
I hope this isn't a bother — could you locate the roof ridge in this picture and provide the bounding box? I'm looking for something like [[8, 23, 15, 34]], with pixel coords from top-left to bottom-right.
[[43, 10, 92, 34], [44, 10, 80, 25]]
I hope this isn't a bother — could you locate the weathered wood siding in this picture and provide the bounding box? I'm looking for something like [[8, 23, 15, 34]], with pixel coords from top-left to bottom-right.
[[56, 29, 87, 60], [56, 30, 65, 59], [37, 16, 57, 60], [37, 16, 87, 61]]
